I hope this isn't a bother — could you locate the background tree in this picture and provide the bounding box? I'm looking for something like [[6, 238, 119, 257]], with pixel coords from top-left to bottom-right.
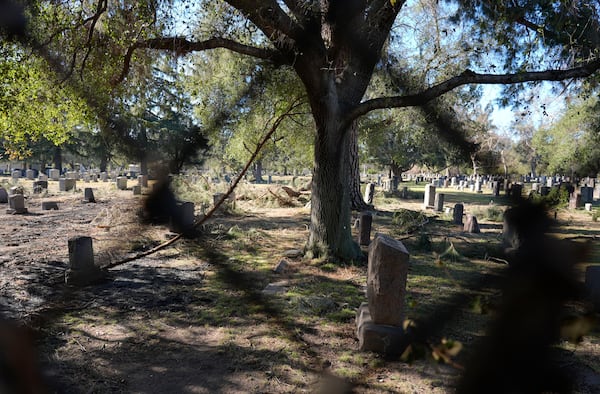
[[22, 0, 600, 260]]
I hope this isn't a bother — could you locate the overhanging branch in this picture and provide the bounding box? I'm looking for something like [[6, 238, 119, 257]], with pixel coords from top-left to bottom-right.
[[345, 59, 600, 127], [114, 36, 285, 84]]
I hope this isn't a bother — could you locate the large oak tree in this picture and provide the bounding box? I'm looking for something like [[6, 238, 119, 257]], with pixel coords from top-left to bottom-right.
[[20, 0, 600, 260]]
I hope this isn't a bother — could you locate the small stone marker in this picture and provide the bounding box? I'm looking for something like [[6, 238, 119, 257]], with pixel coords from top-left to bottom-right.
[[11, 170, 20, 179], [0, 188, 8, 203], [59, 178, 76, 192], [33, 180, 48, 194], [453, 203, 464, 225], [116, 176, 128, 190], [49, 169, 60, 181], [423, 184, 436, 209], [510, 183, 523, 198], [273, 259, 289, 274], [41, 201, 59, 210], [26, 169, 35, 180], [581, 186, 594, 204], [434, 193, 444, 212], [132, 185, 142, 195], [492, 181, 501, 197], [169, 201, 195, 234], [7, 194, 27, 214], [83, 188, 95, 203], [356, 234, 409, 354], [138, 175, 148, 188], [100, 172, 108, 182], [364, 183, 375, 205], [464, 214, 480, 233], [585, 266, 600, 311], [569, 193, 583, 210], [38, 174, 48, 182], [358, 211, 373, 246], [65, 236, 105, 286], [585, 203, 593, 212]]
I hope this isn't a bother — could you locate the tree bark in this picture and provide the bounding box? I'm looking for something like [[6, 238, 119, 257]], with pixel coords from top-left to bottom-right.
[[253, 160, 264, 183], [348, 121, 371, 211], [306, 98, 360, 260], [53, 146, 62, 171]]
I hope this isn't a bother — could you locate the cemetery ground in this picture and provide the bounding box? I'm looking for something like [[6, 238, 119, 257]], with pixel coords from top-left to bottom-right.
[[1, 176, 600, 393]]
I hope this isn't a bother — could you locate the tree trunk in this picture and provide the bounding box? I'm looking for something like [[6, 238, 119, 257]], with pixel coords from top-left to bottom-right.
[[306, 109, 360, 261], [253, 160, 264, 183], [53, 146, 62, 171], [348, 121, 370, 211]]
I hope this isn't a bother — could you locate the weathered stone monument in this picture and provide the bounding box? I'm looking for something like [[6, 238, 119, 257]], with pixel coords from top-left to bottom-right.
[[138, 174, 148, 188], [65, 236, 105, 286], [464, 214, 480, 233], [364, 183, 375, 205], [100, 172, 108, 182], [580, 186, 594, 204], [358, 212, 373, 246], [356, 234, 409, 354], [492, 180, 501, 197], [83, 188, 95, 203], [132, 185, 142, 195], [0, 187, 8, 203], [510, 183, 523, 198], [423, 184, 436, 209], [26, 169, 35, 180], [453, 203, 464, 225], [7, 194, 27, 214], [41, 201, 59, 210], [49, 169, 60, 181], [169, 201, 195, 234], [11, 170, 20, 180], [59, 178, 76, 192], [569, 193, 583, 210], [116, 176, 128, 190], [434, 193, 444, 212], [33, 180, 48, 194]]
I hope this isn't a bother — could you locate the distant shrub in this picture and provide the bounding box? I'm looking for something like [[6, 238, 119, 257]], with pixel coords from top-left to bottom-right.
[[392, 209, 429, 234], [530, 185, 570, 208]]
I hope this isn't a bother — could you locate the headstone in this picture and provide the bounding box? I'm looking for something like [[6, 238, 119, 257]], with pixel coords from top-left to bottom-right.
[[100, 172, 108, 182], [451, 177, 457, 187], [59, 178, 76, 192], [531, 183, 539, 193], [38, 174, 48, 182], [169, 201, 195, 234], [464, 214, 480, 233], [364, 183, 375, 205], [65, 236, 105, 286], [540, 186, 551, 196], [7, 194, 27, 214], [580, 186, 594, 204], [132, 185, 142, 195], [585, 266, 600, 311], [423, 184, 436, 209], [25, 169, 35, 180], [41, 201, 59, 210], [33, 180, 48, 194], [83, 188, 95, 203], [585, 203, 592, 212], [400, 186, 408, 199], [0, 188, 7, 203], [358, 212, 373, 246], [138, 175, 148, 188], [434, 193, 444, 212], [116, 177, 128, 190], [9, 186, 23, 195], [49, 169, 60, 181], [453, 203, 464, 225], [11, 170, 20, 179], [511, 183, 523, 198], [66, 171, 78, 180], [492, 181, 501, 197], [356, 234, 409, 354], [475, 180, 482, 193], [569, 193, 583, 209]]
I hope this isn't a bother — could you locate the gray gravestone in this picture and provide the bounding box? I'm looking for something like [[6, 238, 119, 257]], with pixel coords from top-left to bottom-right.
[[434, 193, 444, 212], [116, 177, 128, 190], [132, 185, 142, 195], [358, 212, 373, 246], [0, 188, 8, 203], [26, 169, 35, 180], [7, 194, 27, 214], [49, 169, 60, 181], [138, 175, 148, 188], [41, 201, 59, 210], [464, 214, 480, 233], [356, 234, 409, 354], [569, 193, 583, 210], [364, 183, 375, 205], [453, 203, 464, 225], [59, 178, 76, 192], [423, 184, 436, 209], [83, 188, 95, 203], [580, 186, 594, 203], [65, 236, 105, 286]]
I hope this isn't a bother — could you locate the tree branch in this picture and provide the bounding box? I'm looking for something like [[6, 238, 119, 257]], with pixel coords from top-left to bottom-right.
[[345, 60, 600, 127], [113, 36, 285, 85]]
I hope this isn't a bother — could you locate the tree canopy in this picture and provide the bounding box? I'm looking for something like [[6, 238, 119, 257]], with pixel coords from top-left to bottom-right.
[[4, 0, 600, 259]]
